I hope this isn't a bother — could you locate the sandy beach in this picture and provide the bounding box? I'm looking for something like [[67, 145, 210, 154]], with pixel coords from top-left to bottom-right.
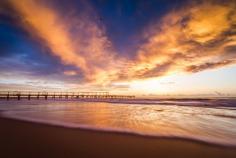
[[0, 117, 236, 158]]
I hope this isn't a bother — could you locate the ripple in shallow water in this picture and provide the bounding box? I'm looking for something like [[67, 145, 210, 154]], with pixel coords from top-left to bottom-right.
[[0, 99, 236, 147]]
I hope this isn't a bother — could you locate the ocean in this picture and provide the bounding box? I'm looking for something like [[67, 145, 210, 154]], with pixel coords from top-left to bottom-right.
[[0, 98, 236, 147]]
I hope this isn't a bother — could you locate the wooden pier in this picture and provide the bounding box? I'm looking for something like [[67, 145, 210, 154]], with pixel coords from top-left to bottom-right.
[[0, 91, 135, 100]]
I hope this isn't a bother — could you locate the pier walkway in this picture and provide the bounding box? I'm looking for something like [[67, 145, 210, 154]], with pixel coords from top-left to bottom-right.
[[0, 91, 135, 100]]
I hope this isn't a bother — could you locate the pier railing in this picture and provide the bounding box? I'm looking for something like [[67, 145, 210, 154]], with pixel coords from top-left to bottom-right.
[[0, 91, 135, 100]]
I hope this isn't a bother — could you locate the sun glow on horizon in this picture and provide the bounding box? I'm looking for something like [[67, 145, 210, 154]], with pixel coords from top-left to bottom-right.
[[119, 65, 236, 96], [0, 0, 236, 96]]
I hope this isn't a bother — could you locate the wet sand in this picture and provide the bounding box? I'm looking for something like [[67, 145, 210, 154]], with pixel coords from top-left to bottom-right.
[[0, 117, 236, 158]]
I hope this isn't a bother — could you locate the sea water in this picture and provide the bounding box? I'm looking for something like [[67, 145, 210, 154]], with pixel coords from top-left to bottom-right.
[[0, 99, 236, 147]]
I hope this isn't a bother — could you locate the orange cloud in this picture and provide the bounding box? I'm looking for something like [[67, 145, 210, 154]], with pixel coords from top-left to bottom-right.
[[63, 70, 77, 76], [7, 0, 120, 84], [9, 0, 87, 68], [121, 0, 236, 80], [5, 0, 236, 86], [185, 60, 235, 73]]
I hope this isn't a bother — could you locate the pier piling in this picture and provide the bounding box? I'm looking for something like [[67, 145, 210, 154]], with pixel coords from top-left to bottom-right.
[[0, 91, 135, 100]]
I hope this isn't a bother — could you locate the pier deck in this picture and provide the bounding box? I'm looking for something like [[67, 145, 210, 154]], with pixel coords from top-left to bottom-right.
[[0, 91, 135, 100]]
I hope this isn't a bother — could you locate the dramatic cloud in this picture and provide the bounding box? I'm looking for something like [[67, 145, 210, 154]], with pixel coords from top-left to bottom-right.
[[122, 0, 236, 80], [185, 60, 235, 73], [2, 0, 236, 87], [6, 0, 121, 84]]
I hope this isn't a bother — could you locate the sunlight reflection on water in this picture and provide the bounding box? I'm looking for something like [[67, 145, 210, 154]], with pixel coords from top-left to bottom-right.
[[0, 99, 236, 146]]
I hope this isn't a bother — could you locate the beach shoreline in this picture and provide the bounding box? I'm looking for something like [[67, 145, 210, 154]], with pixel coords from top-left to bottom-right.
[[1, 117, 236, 158]]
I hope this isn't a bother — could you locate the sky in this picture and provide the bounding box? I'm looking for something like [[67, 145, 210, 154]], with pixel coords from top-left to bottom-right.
[[0, 0, 236, 97]]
